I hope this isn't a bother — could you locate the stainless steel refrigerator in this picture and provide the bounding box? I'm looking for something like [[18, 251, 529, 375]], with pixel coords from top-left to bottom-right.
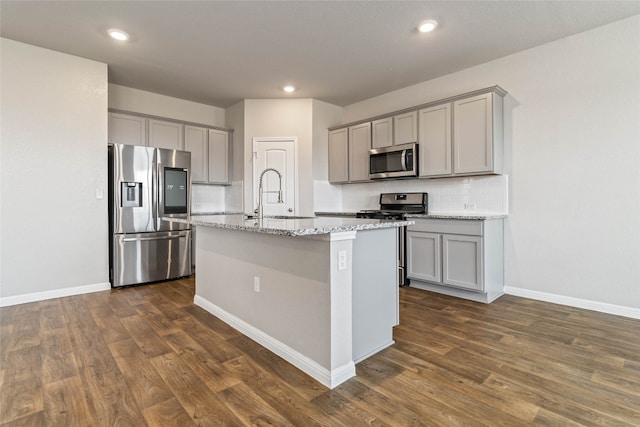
[[108, 143, 192, 288]]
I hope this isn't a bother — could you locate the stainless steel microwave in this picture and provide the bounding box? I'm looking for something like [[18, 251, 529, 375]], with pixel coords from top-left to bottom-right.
[[369, 143, 418, 179]]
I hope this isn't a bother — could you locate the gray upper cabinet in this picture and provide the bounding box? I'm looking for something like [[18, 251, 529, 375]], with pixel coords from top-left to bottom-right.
[[371, 117, 393, 149], [185, 126, 230, 185], [418, 103, 452, 177], [453, 92, 503, 175], [328, 128, 349, 183], [109, 112, 184, 150], [148, 119, 184, 150], [327, 86, 506, 183], [207, 129, 229, 184], [110, 110, 231, 185], [418, 89, 504, 177], [371, 112, 417, 149], [108, 112, 146, 146], [184, 125, 209, 182], [393, 111, 418, 145], [348, 122, 372, 182]]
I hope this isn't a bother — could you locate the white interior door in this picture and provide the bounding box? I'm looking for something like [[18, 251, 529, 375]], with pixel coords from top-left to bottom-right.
[[253, 138, 297, 216]]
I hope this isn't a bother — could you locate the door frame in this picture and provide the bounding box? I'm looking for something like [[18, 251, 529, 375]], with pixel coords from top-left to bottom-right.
[[252, 137, 298, 215]]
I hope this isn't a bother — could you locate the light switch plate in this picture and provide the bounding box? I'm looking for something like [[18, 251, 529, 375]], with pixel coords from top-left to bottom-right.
[[96, 188, 104, 199]]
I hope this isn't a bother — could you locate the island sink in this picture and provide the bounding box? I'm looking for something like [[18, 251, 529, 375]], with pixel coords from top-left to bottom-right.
[[243, 214, 315, 220]]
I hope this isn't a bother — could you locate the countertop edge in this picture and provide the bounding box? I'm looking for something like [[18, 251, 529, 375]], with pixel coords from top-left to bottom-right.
[[405, 213, 508, 220], [163, 215, 413, 237]]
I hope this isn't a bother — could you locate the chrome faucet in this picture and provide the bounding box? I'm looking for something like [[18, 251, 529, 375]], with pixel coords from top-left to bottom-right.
[[255, 168, 284, 218]]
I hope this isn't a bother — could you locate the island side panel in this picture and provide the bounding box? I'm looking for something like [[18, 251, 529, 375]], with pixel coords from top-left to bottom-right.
[[352, 227, 398, 362], [194, 226, 355, 386]]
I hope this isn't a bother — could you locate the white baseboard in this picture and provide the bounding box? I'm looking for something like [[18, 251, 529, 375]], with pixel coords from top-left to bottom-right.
[[354, 340, 395, 364], [194, 295, 356, 389], [409, 281, 503, 303], [0, 282, 111, 307], [504, 286, 640, 320]]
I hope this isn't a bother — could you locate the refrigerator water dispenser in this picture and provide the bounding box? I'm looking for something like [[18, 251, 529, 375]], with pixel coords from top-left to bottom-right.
[[121, 182, 142, 207]]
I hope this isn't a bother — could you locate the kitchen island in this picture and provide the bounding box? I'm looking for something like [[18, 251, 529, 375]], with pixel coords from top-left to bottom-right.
[[166, 214, 412, 389]]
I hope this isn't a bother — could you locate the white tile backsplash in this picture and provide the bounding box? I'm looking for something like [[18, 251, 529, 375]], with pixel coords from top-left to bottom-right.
[[225, 180, 244, 213], [337, 175, 509, 214], [208, 176, 508, 215], [313, 181, 344, 212], [191, 184, 226, 213]]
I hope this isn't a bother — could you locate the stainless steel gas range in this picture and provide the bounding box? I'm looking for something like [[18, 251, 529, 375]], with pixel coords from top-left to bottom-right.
[[356, 192, 428, 286]]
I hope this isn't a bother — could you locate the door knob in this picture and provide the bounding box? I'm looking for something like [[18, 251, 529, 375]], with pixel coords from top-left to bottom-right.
[[288, 208, 293, 212]]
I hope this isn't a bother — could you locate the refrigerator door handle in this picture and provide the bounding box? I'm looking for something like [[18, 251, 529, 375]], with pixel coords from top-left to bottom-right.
[[152, 148, 159, 231], [122, 235, 182, 242]]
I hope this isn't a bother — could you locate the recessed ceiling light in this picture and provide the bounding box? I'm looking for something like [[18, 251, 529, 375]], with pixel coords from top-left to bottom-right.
[[417, 20, 438, 33], [283, 85, 296, 93], [108, 29, 129, 41]]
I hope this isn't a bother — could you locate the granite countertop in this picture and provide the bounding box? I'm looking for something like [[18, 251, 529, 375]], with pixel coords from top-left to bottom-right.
[[405, 213, 508, 220], [164, 214, 413, 237], [315, 211, 508, 220]]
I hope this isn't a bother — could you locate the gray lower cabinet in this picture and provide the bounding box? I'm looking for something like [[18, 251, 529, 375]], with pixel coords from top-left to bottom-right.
[[442, 234, 482, 291], [407, 232, 441, 283], [407, 218, 504, 303]]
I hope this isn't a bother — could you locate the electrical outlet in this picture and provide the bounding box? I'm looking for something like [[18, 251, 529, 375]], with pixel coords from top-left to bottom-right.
[[254, 276, 260, 293], [338, 250, 347, 271], [464, 202, 476, 210]]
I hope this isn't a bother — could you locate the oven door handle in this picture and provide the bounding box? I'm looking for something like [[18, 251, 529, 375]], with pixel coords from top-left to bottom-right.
[[401, 149, 408, 171]]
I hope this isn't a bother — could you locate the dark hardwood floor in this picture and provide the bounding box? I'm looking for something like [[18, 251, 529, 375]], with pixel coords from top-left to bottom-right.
[[1, 276, 638, 426]]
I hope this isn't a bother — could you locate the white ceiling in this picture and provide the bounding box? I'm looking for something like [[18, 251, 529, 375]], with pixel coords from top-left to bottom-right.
[[2, 1, 639, 108]]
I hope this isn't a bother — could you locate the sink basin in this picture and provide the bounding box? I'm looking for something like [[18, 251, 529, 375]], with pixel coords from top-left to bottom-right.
[[244, 215, 314, 220]]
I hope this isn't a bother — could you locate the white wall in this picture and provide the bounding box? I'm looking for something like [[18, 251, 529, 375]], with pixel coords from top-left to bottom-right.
[[0, 38, 109, 303], [312, 99, 343, 181], [242, 99, 315, 216], [225, 101, 246, 212], [311, 100, 344, 212], [230, 99, 344, 215], [109, 84, 225, 127], [341, 16, 640, 311]]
